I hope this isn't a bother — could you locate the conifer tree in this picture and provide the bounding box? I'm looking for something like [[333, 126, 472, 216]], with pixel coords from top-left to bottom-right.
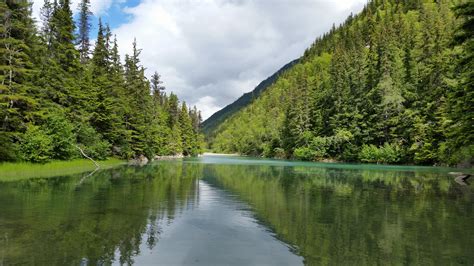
[[179, 103, 195, 156], [91, 19, 108, 75], [0, 0, 38, 161], [442, 1, 474, 164], [40, 0, 54, 49], [51, 0, 79, 72], [76, 0, 92, 64], [151, 71, 165, 105]]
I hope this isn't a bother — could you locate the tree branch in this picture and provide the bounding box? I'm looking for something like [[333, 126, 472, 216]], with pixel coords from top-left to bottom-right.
[[74, 144, 100, 169]]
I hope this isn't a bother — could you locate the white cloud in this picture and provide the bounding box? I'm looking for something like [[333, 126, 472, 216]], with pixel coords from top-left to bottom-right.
[[31, 0, 115, 21], [195, 96, 221, 121], [113, 0, 366, 119]]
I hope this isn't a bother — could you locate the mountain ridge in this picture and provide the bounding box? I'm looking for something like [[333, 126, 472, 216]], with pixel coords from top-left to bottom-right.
[[202, 59, 299, 138]]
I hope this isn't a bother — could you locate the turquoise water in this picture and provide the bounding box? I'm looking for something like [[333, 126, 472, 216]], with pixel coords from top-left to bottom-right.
[[0, 155, 472, 265]]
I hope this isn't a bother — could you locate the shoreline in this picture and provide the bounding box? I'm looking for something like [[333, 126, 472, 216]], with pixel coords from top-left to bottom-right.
[[202, 152, 240, 156], [0, 158, 125, 182]]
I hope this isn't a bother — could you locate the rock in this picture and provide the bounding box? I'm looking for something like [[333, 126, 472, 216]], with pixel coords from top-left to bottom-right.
[[153, 154, 184, 160], [129, 155, 149, 166], [448, 172, 464, 175]]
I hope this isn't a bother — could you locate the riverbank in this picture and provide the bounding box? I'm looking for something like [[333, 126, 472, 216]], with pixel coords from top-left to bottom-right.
[[202, 152, 240, 156], [0, 158, 125, 182]]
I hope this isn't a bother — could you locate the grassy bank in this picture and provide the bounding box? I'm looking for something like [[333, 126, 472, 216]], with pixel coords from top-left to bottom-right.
[[0, 158, 125, 182]]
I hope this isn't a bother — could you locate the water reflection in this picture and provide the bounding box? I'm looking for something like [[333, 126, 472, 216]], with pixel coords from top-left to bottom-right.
[[0, 162, 202, 265], [0, 157, 472, 265], [203, 159, 473, 265]]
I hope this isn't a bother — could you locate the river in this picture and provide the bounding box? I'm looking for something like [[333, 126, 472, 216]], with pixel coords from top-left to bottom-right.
[[0, 155, 472, 265]]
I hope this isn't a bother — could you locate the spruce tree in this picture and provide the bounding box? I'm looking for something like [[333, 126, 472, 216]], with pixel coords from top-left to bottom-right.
[[179, 103, 195, 156], [51, 0, 79, 72], [443, 1, 474, 164], [76, 0, 92, 64], [123, 40, 154, 157], [0, 0, 38, 161], [151, 71, 165, 105]]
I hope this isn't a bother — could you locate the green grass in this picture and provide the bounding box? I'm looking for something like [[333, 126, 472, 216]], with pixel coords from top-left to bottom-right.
[[0, 158, 125, 182]]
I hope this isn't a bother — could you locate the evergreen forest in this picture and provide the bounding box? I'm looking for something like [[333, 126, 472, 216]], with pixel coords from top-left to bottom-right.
[[1, 0, 204, 163], [210, 0, 473, 166]]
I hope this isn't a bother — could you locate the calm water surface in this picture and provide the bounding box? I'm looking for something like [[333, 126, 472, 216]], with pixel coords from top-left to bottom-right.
[[0, 155, 472, 265]]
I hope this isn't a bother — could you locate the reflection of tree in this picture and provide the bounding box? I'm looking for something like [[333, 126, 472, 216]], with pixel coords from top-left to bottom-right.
[[0, 162, 203, 265], [206, 164, 474, 265]]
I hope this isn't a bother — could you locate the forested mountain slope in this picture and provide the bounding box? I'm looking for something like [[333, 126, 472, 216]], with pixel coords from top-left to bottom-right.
[[212, 0, 473, 166], [0, 0, 204, 163], [202, 59, 298, 138]]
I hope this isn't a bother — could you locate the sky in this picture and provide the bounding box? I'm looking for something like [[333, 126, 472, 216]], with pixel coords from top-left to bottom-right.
[[31, 0, 366, 119]]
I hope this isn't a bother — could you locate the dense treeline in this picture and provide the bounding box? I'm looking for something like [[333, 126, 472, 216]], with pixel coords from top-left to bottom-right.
[[212, 0, 473, 166], [0, 0, 204, 163]]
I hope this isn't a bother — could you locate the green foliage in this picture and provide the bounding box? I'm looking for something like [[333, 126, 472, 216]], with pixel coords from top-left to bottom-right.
[[20, 124, 52, 163], [293, 147, 316, 161], [359, 143, 404, 164], [0, 0, 38, 135], [43, 113, 76, 160], [211, 0, 472, 166], [75, 123, 110, 160], [0, 132, 20, 161]]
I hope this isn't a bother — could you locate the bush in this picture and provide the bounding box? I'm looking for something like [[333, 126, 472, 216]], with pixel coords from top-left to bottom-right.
[[340, 143, 360, 162], [293, 147, 315, 161], [410, 141, 436, 165], [20, 125, 53, 163], [309, 136, 329, 158], [293, 136, 331, 161], [328, 129, 354, 157], [43, 114, 76, 160], [359, 143, 404, 164], [76, 124, 110, 160]]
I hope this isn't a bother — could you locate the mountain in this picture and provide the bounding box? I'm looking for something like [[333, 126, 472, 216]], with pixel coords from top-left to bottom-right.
[[210, 0, 473, 166], [202, 59, 299, 138]]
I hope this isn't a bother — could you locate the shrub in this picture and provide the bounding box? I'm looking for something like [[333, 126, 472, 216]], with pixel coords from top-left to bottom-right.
[[293, 136, 330, 161], [293, 147, 315, 161], [76, 124, 110, 160], [410, 141, 436, 165], [359, 143, 404, 164], [20, 125, 53, 163], [309, 136, 329, 158], [359, 144, 379, 163], [340, 143, 360, 162], [43, 114, 76, 160]]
